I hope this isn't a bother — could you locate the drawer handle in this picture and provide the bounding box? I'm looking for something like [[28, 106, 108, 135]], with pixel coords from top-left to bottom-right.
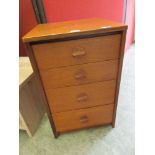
[[74, 69, 87, 80], [77, 93, 88, 102], [72, 50, 86, 57], [80, 115, 89, 123]]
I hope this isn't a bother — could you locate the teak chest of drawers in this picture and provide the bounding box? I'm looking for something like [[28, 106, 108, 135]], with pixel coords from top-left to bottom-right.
[[23, 18, 127, 138]]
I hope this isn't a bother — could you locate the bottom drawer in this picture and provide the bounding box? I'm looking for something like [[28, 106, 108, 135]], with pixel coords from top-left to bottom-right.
[[53, 104, 114, 132]]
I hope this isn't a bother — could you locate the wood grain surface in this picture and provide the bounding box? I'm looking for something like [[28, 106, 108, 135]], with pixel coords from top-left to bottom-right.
[[41, 60, 118, 89], [53, 104, 114, 132], [19, 57, 45, 136], [23, 18, 127, 42], [32, 34, 121, 70], [19, 74, 45, 136], [47, 80, 116, 113]]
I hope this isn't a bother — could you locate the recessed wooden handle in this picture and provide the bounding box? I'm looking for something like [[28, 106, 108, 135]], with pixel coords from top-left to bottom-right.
[[80, 115, 88, 123], [72, 50, 86, 57], [74, 69, 87, 80], [77, 93, 88, 102]]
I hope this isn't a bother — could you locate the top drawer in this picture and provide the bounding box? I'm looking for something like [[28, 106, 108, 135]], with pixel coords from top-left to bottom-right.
[[32, 34, 121, 70]]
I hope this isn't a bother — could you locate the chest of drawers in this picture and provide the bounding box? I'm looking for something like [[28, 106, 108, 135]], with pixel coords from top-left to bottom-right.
[[23, 18, 127, 138]]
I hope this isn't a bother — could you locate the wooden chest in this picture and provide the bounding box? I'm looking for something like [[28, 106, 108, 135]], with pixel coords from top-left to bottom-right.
[[23, 18, 127, 138]]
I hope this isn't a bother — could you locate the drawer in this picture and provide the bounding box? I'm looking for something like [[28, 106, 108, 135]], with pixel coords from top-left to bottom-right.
[[47, 80, 116, 113], [53, 104, 114, 132], [32, 34, 121, 70], [40, 60, 118, 89]]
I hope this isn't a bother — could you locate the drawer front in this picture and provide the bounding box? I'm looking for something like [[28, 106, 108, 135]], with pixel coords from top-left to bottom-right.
[[53, 104, 114, 132], [40, 60, 118, 89], [32, 34, 121, 70], [47, 80, 116, 113]]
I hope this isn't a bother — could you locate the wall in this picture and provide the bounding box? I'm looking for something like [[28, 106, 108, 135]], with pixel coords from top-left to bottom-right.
[[44, 0, 135, 50], [19, 0, 134, 56], [19, 0, 37, 56], [125, 0, 135, 50], [44, 0, 124, 23]]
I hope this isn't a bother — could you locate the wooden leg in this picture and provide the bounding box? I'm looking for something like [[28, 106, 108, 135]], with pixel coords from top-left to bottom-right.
[[112, 120, 116, 128], [112, 123, 115, 128], [54, 132, 60, 139]]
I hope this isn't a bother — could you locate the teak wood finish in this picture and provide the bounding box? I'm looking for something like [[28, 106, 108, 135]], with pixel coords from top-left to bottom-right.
[[53, 104, 114, 132], [23, 18, 127, 138], [40, 60, 118, 89], [32, 34, 121, 70], [47, 80, 116, 113]]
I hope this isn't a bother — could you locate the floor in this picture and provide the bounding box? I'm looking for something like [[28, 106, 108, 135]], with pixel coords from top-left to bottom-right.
[[19, 44, 135, 155]]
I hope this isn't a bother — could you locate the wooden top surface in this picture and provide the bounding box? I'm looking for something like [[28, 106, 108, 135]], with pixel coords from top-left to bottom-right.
[[23, 18, 127, 43], [19, 57, 33, 85]]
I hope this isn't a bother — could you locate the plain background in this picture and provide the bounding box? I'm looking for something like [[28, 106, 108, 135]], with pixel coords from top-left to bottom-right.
[[0, 0, 155, 154]]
